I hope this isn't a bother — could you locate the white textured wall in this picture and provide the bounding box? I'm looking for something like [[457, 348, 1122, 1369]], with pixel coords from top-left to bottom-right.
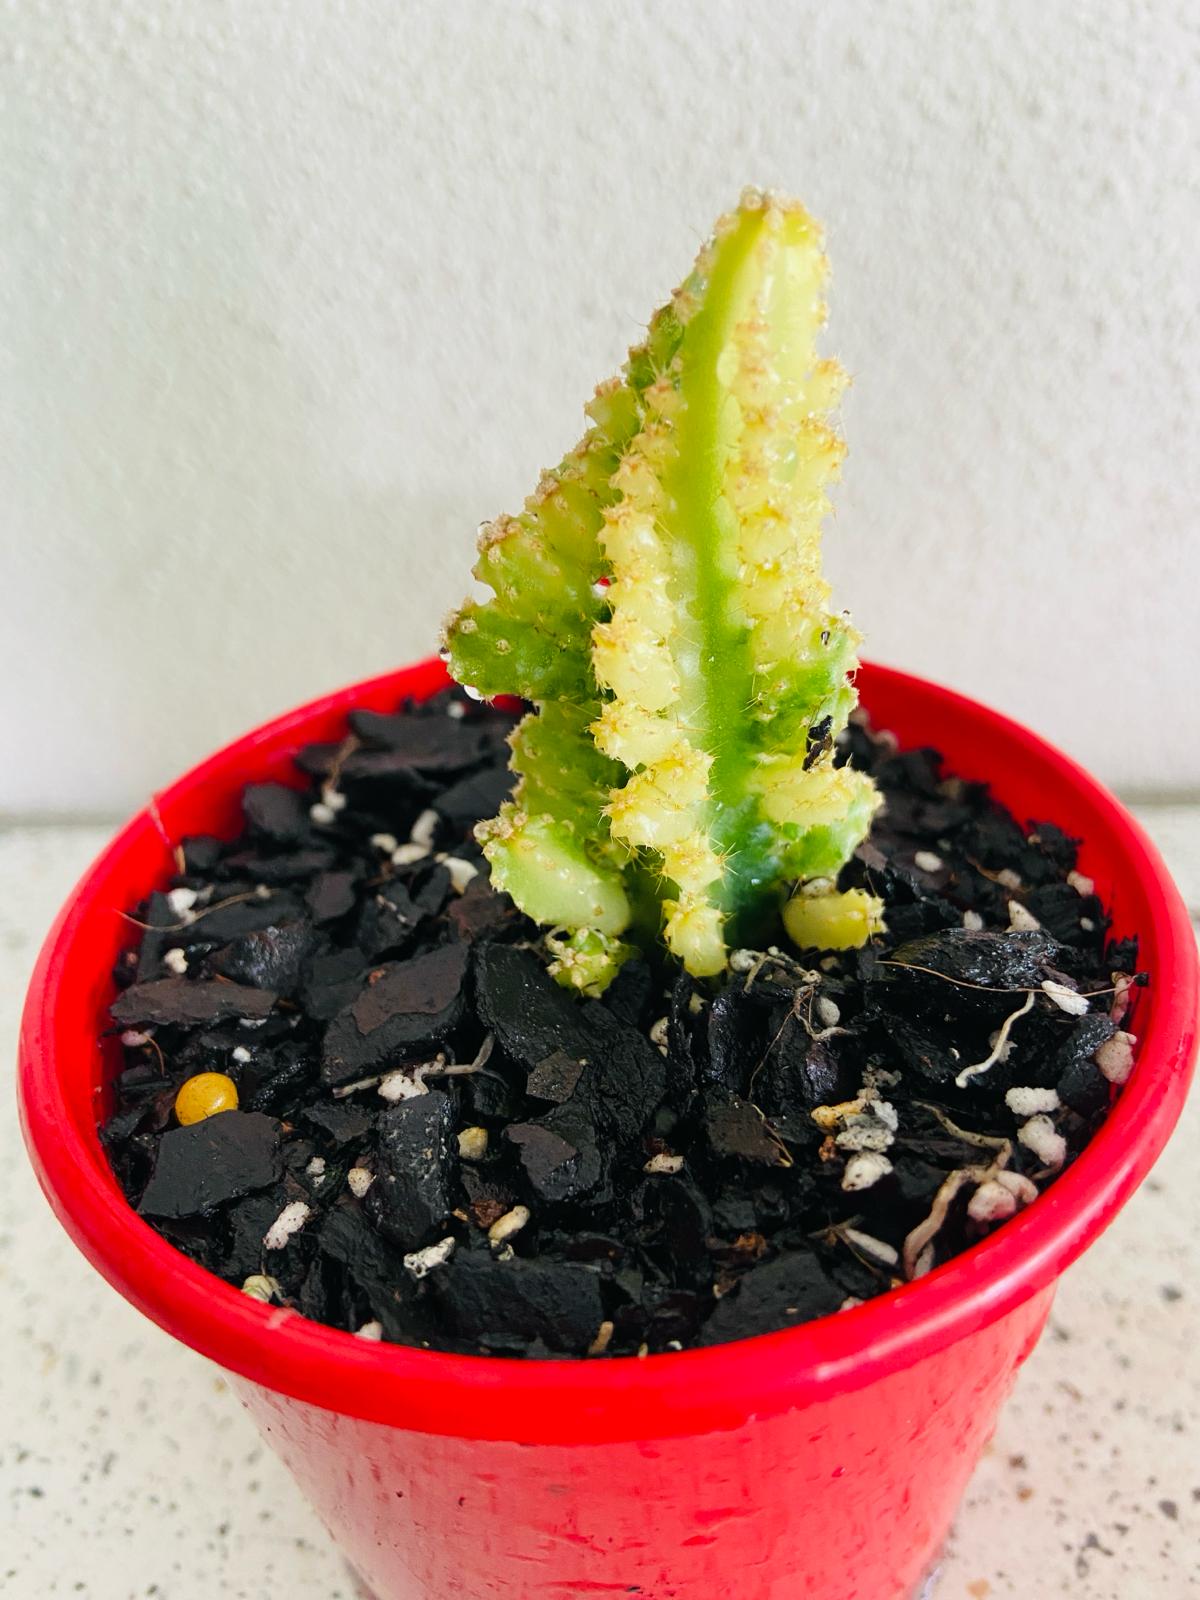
[[3, 1, 1198, 814]]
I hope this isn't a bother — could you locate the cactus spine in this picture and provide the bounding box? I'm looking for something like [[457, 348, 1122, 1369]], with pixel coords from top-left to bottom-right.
[[445, 190, 882, 981]]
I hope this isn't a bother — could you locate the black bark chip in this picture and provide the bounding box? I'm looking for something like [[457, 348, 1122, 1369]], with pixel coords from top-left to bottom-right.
[[505, 1109, 604, 1202], [435, 766, 517, 833], [306, 871, 359, 925], [447, 878, 515, 942], [705, 989, 770, 1095], [575, 1002, 667, 1146], [475, 944, 592, 1067], [243, 783, 312, 844], [318, 1205, 409, 1300], [190, 893, 303, 943], [236, 1044, 316, 1114], [601, 958, 655, 1029], [357, 881, 425, 960], [705, 1097, 790, 1165], [1053, 1014, 1119, 1116], [890, 927, 1063, 991], [301, 948, 369, 1023], [767, 1030, 853, 1109], [137, 1112, 282, 1218], [321, 943, 469, 1086], [317, 1205, 423, 1341], [111, 978, 277, 1028], [300, 1101, 375, 1145], [525, 1050, 585, 1104], [134, 892, 177, 981], [366, 1091, 457, 1248], [181, 835, 223, 874], [223, 847, 336, 886], [409, 863, 453, 919], [347, 711, 490, 772], [883, 928, 1064, 1026], [639, 1173, 713, 1266], [212, 921, 316, 995], [224, 1189, 290, 1281], [429, 1253, 605, 1355], [699, 1251, 844, 1344]]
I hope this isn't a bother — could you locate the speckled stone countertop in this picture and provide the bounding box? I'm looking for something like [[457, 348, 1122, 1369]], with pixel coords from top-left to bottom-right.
[[4, 816, 1198, 1600]]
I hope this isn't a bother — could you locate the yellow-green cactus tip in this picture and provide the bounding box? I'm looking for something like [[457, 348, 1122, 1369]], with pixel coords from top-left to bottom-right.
[[783, 886, 886, 953], [545, 928, 636, 998]]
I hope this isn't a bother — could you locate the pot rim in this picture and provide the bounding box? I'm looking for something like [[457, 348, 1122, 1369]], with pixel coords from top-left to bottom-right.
[[18, 659, 1198, 1444]]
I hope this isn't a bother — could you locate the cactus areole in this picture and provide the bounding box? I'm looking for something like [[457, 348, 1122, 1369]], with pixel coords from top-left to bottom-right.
[[445, 191, 884, 986]]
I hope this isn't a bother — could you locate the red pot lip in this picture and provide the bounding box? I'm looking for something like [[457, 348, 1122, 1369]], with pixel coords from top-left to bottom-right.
[[18, 659, 1199, 1445]]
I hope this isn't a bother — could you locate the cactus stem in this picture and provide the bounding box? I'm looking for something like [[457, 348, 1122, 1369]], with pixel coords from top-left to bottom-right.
[[445, 191, 883, 982]]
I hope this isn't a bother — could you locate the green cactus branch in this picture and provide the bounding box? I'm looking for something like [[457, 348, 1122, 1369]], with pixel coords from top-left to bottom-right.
[[444, 189, 883, 984]]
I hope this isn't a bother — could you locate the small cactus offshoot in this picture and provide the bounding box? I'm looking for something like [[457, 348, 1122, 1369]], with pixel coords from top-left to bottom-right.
[[445, 189, 883, 982]]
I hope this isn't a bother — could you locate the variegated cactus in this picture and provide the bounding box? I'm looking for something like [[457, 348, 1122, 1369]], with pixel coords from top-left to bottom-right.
[[445, 189, 883, 984]]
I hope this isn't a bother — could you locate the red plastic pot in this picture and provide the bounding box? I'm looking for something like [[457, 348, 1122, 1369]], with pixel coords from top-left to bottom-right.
[[19, 658, 1198, 1600]]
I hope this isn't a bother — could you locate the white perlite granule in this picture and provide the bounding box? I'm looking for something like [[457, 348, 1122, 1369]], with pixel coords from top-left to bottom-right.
[[967, 1180, 1019, 1224], [1005, 1086, 1061, 1117], [457, 1126, 489, 1162], [439, 856, 479, 893], [410, 809, 440, 851], [962, 909, 985, 932], [354, 1321, 384, 1340], [347, 1166, 375, 1198], [841, 1151, 893, 1191], [163, 947, 189, 975], [913, 850, 943, 873], [1007, 900, 1041, 932], [587, 1320, 615, 1356], [643, 1152, 684, 1175], [994, 1169, 1039, 1206], [1018, 1115, 1067, 1169], [240, 1274, 281, 1302], [1094, 1030, 1137, 1084], [834, 1097, 899, 1155], [378, 1069, 428, 1101], [488, 1205, 531, 1245], [1067, 870, 1095, 896], [815, 996, 841, 1029], [403, 1237, 456, 1279], [263, 1201, 312, 1251], [842, 1227, 899, 1267], [1041, 979, 1089, 1016]]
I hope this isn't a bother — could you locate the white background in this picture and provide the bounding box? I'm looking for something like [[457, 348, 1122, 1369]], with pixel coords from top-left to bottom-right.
[[3, 1, 1198, 814]]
